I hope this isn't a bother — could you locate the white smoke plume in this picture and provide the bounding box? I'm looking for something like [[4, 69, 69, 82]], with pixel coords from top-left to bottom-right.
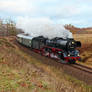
[[16, 17, 73, 39]]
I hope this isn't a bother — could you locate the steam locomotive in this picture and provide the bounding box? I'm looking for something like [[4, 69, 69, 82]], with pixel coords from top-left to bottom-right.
[[17, 34, 81, 64]]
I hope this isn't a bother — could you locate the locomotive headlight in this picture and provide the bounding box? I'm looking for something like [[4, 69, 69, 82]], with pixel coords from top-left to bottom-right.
[[72, 42, 74, 44], [78, 53, 80, 56], [68, 54, 70, 56]]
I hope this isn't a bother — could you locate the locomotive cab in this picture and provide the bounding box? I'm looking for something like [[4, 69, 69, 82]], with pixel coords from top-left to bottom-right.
[[31, 36, 47, 49]]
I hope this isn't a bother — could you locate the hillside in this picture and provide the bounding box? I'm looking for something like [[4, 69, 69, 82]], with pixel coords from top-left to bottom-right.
[[74, 34, 92, 67], [0, 37, 91, 92], [65, 24, 92, 34]]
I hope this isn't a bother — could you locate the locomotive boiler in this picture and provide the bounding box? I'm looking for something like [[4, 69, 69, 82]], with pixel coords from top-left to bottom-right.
[[16, 34, 81, 64], [46, 37, 81, 51]]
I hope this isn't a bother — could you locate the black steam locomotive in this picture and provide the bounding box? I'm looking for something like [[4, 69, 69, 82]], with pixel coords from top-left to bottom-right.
[[17, 34, 81, 64]]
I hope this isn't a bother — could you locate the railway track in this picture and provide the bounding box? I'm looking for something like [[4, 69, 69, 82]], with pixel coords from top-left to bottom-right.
[[71, 63, 92, 74], [13, 39, 92, 85]]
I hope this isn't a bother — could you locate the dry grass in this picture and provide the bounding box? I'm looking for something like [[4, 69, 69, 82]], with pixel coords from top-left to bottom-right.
[[74, 34, 92, 67], [74, 34, 92, 44], [0, 38, 55, 92], [0, 37, 91, 92]]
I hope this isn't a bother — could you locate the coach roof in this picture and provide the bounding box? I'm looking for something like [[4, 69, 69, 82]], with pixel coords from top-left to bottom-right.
[[17, 34, 33, 40]]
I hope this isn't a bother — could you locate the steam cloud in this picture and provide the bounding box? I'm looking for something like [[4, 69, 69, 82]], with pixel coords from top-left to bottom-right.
[[16, 17, 73, 39]]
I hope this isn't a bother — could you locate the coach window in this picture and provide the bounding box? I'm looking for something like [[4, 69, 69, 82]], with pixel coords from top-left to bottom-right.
[[29, 41, 31, 44]]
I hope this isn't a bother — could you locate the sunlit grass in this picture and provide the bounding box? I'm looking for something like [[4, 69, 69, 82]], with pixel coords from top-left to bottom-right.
[[74, 34, 92, 66]]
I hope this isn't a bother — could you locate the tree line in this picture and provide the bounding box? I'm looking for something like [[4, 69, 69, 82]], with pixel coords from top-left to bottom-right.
[[0, 19, 24, 36]]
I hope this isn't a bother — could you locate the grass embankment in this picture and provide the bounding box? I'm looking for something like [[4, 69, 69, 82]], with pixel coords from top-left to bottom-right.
[[74, 34, 92, 67], [0, 37, 91, 92]]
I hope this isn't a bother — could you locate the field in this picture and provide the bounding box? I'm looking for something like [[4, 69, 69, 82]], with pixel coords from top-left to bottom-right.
[[74, 34, 92, 66], [0, 37, 91, 92]]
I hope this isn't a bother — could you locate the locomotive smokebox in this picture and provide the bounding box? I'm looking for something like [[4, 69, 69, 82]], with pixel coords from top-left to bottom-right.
[[75, 41, 81, 47]]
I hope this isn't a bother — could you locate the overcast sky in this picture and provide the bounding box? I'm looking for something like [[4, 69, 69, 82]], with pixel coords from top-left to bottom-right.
[[0, 0, 92, 27]]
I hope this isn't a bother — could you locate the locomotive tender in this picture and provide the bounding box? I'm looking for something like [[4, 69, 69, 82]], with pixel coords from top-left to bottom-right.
[[17, 34, 81, 64]]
